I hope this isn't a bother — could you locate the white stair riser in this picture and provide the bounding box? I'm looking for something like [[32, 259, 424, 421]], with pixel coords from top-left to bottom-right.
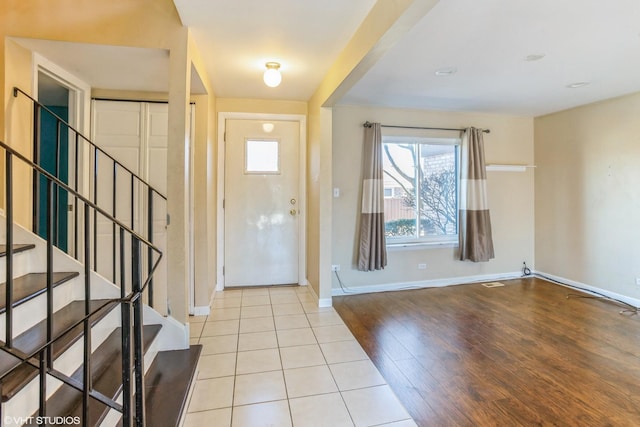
[[2, 306, 121, 425], [1, 215, 178, 427], [0, 250, 33, 281], [0, 278, 77, 338]]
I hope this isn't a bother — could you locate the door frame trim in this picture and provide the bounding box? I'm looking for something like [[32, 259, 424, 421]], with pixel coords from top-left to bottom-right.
[[32, 53, 91, 255], [217, 112, 307, 290]]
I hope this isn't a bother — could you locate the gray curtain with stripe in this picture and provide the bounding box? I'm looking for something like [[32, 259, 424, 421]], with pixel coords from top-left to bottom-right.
[[358, 123, 387, 271], [459, 127, 495, 262]]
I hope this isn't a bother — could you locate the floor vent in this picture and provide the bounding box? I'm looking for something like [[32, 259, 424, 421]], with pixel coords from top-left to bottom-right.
[[482, 282, 505, 288]]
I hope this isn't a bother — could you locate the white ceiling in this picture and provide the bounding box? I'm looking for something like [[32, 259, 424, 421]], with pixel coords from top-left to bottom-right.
[[172, 0, 378, 101], [14, 38, 171, 92], [13, 38, 206, 96], [339, 0, 640, 116], [15, 0, 640, 117]]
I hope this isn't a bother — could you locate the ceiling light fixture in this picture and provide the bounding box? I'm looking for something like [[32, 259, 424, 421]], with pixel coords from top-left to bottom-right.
[[263, 62, 282, 87], [434, 67, 457, 76], [566, 82, 590, 89]]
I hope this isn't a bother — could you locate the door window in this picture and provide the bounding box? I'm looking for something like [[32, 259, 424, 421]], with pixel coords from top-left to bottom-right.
[[245, 139, 279, 174]]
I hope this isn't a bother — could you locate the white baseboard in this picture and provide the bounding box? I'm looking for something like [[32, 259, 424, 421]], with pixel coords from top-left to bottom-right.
[[534, 270, 640, 308], [191, 305, 211, 316], [318, 298, 333, 308], [305, 281, 333, 307], [331, 271, 524, 296]]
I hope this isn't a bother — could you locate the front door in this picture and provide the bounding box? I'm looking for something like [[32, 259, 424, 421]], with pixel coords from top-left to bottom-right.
[[224, 119, 300, 287]]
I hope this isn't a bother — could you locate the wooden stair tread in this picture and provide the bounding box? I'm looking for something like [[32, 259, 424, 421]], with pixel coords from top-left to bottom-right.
[[0, 350, 23, 382], [42, 324, 162, 426], [0, 272, 80, 313], [0, 244, 36, 256], [0, 299, 116, 401], [144, 346, 202, 427]]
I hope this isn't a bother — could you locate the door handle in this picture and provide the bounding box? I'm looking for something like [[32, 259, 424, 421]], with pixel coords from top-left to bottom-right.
[[289, 209, 297, 216]]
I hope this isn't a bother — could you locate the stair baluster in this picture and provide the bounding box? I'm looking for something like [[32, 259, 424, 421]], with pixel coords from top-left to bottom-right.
[[0, 142, 163, 425], [5, 151, 13, 348]]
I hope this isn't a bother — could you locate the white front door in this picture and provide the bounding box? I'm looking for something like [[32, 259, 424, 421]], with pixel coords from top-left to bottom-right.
[[224, 119, 300, 287]]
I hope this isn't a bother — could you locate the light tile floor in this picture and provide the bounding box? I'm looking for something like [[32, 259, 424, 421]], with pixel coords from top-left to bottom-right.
[[184, 286, 416, 427]]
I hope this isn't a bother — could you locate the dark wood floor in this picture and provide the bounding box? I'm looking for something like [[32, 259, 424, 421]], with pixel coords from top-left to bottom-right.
[[333, 277, 640, 426]]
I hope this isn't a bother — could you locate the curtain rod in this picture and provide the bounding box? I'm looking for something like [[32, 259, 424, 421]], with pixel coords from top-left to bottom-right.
[[363, 121, 490, 134]]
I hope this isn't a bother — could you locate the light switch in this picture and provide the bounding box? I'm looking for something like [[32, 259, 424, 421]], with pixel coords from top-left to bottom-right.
[[333, 188, 340, 198]]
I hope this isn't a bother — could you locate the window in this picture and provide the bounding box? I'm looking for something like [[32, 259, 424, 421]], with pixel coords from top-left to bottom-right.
[[382, 136, 460, 245], [245, 139, 279, 173]]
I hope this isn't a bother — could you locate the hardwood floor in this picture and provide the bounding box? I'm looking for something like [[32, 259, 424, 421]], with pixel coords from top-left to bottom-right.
[[333, 277, 640, 426]]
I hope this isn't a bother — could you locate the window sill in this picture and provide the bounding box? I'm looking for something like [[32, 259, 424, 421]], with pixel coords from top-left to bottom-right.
[[386, 241, 458, 251]]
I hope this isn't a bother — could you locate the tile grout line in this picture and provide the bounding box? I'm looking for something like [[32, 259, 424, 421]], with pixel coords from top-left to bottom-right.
[[189, 286, 411, 426], [271, 290, 295, 427]]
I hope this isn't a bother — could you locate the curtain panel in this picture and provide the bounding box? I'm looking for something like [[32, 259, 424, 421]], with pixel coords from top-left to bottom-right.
[[459, 127, 495, 262], [357, 123, 387, 271]]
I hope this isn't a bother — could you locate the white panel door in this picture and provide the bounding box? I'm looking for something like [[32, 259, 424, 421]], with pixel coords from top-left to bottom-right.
[[224, 119, 300, 287], [92, 100, 168, 313], [92, 100, 142, 283], [143, 103, 169, 313]]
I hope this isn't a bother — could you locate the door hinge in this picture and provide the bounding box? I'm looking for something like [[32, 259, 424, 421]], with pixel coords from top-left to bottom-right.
[[222, 266, 225, 275], [224, 132, 226, 142], [222, 199, 225, 209]]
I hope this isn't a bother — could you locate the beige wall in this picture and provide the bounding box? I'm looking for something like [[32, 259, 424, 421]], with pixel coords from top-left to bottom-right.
[[332, 105, 535, 290], [1, 0, 184, 138], [3, 39, 34, 226], [305, 0, 439, 301], [535, 92, 640, 300], [217, 98, 307, 116], [1, 0, 185, 229], [1, 1, 218, 327], [192, 94, 216, 309]]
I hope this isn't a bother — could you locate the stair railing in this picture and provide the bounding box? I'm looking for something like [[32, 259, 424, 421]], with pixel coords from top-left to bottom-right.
[[1, 140, 161, 426], [13, 87, 167, 309]]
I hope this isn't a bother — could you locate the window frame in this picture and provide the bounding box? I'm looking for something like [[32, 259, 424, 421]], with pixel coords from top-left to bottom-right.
[[382, 135, 461, 247]]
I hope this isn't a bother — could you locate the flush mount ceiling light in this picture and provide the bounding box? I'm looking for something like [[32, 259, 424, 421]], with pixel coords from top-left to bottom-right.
[[566, 82, 591, 89], [434, 67, 457, 76], [524, 53, 546, 62], [263, 62, 282, 87]]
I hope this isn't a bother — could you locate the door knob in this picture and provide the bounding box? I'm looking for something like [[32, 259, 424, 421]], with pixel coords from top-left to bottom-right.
[[289, 209, 297, 216]]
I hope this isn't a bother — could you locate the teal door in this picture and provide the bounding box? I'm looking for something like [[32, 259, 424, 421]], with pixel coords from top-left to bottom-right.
[[37, 106, 69, 251]]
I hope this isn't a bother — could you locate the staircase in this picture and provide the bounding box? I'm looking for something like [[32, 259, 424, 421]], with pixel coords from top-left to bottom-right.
[[0, 89, 201, 426]]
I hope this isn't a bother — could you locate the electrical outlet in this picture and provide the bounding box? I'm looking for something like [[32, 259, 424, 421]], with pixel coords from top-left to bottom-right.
[[635, 277, 640, 286], [331, 264, 341, 272], [418, 263, 427, 270]]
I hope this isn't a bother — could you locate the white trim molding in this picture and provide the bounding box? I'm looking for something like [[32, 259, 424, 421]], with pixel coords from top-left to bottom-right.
[[331, 271, 523, 296], [305, 280, 332, 307], [190, 305, 211, 317], [485, 164, 536, 172], [533, 271, 640, 308]]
